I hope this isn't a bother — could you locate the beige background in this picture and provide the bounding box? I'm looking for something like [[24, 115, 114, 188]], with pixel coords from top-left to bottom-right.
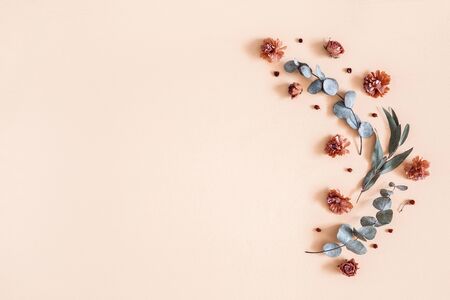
[[0, 0, 449, 299]]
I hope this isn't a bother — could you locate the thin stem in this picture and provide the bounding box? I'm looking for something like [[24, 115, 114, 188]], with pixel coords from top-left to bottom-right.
[[337, 94, 363, 156], [358, 135, 363, 155], [305, 243, 345, 254], [356, 190, 364, 203]]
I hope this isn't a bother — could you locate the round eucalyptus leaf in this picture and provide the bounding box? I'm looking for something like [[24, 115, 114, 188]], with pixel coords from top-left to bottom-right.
[[357, 226, 377, 240], [299, 64, 312, 78], [333, 101, 352, 119], [316, 65, 326, 80], [380, 189, 393, 197], [284, 60, 299, 73], [396, 185, 408, 191], [376, 209, 393, 225], [352, 228, 367, 242], [346, 113, 360, 130], [358, 121, 374, 138], [389, 182, 396, 187], [373, 197, 392, 210], [344, 91, 356, 108], [307, 79, 323, 94], [345, 240, 367, 255], [322, 78, 339, 95], [337, 224, 353, 244], [360, 216, 377, 226], [323, 243, 342, 257]]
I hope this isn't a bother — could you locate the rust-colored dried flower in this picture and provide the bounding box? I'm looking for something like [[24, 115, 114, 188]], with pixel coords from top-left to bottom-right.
[[324, 40, 345, 58], [404, 156, 430, 181], [363, 70, 391, 98], [288, 82, 303, 98], [327, 189, 353, 214], [324, 135, 350, 157], [260, 38, 286, 63], [338, 258, 358, 277]]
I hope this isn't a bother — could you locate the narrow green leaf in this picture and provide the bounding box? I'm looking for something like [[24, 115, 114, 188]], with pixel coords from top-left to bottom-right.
[[388, 124, 402, 155], [380, 147, 414, 174], [372, 133, 383, 168], [383, 108, 397, 134], [391, 108, 400, 126], [362, 172, 381, 192], [400, 124, 410, 146]]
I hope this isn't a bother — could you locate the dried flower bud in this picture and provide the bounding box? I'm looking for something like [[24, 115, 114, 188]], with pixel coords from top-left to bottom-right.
[[325, 135, 350, 157], [260, 38, 286, 63], [288, 82, 303, 99], [338, 258, 358, 277], [404, 156, 430, 181], [363, 70, 391, 98], [324, 40, 345, 58], [327, 189, 353, 214]]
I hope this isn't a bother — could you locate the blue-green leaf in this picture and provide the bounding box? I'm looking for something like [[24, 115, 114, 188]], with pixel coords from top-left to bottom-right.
[[380, 189, 393, 197], [337, 224, 353, 244], [360, 216, 377, 226], [333, 101, 352, 119], [389, 124, 402, 155], [380, 147, 414, 174], [284, 60, 299, 73], [400, 124, 410, 146], [344, 91, 356, 108], [323, 243, 342, 257], [316, 65, 326, 80], [358, 122, 374, 138], [372, 133, 383, 168], [396, 185, 408, 191], [299, 64, 312, 78], [376, 209, 393, 225], [356, 226, 377, 240], [323, 78, 339, 95], [346, 240, 367, 255], [308, 79, 323, 94], [373, 197, 392, 210]]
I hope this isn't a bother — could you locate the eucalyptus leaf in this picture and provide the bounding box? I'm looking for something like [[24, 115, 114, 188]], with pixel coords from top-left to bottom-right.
[[391, 108, 400, 126], [346, 240, 367, 255], [356, 226, 377, 240], [362, 167, 382, 192], [372, 134, 384, 169], [396, 185, 408, 191], [284, 60, 299, 73], [316, 65, 326, 80], [322, 78, 339, 96], [373, 197, 392, 210], [352, 228, 367, 242], [360, 216, 377, 226], [346, 115, 358, 130], [358, 122, 374, 138], [337, 224, 353, 244], [389, 182, 396, 187], [299, 64, 312, 78], [400, 124, 410, 146], [344, 91, 356, 108], [380, 189, 393, 197], [322, 243, 342, 257], [389, 124, 402, 155], [380, 147, 414, 174], [376, 209, 393, 225], [307, 79, 323, 94], [333, 101, 353, 119]]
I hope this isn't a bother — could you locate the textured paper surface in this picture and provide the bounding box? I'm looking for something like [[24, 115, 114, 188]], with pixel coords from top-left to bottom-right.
[[0, 0, 449, 299]]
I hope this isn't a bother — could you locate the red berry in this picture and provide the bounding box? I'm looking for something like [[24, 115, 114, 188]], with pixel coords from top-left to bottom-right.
[[298, 38, 303, 43], [372, 244, 378, 249], [347, 168, 353, 173], [313, 105, 320, 110], [387, 229, 394, 233], [409, 199, 416, 205], [346, 68, 352, 73], [273, 71, 280, 77], [371, 113, 378, 117], [315, 227, 322, 232]]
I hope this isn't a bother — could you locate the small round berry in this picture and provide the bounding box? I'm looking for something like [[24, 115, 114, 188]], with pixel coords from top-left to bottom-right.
[[387, 229, 394, 233], [315, 227, 322, 232], [298, 38, 303, 43], [313, 105, 320, 110], [371, 244, 378, 249], [346, 68, 352, 73], [409, 199, 416, 205], [371, 113, 378, 117], [347, 168, 353, 173], [273, 71, 280, 77]]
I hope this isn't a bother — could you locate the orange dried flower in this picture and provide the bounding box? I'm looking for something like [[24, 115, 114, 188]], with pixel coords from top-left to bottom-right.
[[324, 40, 345, 58], [260, 38, 286, 63], [327, 189, 353, 214], [404, 156, 430, 181], [325, 135, 350, 157], [288, 82, 303, 98], [338, 258, 358, 277], [363, 70, 391, 98]]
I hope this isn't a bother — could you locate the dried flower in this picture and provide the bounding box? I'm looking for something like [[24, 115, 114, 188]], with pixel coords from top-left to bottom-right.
[[325, 135, 350, 157], [404, 156, 430, 181], [288, 82, 303, 98], [260, 38, 286, 63], [327, 189, 353, 214], [338, 258, 358, 277], [363, 70, 391, 98], [324, 40, 345, 58]]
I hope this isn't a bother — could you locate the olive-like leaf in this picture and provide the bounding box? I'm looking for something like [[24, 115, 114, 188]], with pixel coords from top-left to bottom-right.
[[358, 122, 374, 138], [389, 124, 402, 155], [307, 79, 323, 94], [376, 209, 393, 225], [322, 78, 339, 95], [372, 133, 384, 168], [360, 216, 377, 226], [323, 243, 342, 257], [284, 60, 299, 73], [400, 124, 410, 146], [316, 65, 326, 80], [396, 185, 408, 191], [337, 224, 353, 244], [391, 108, 400, 126], [373, 197, 392, 210], [356, 226, 377, 240], [380, 147, 414, 174], [299, 64, 312, 78], [346, 240, 367, 255], [380, 189, 393, 197], [344, 91, 356, 108], [333, 101, 352, 119]]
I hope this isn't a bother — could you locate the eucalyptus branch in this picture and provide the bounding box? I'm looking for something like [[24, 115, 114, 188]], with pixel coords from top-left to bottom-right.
[[284, 61, 374, 156], [306, 184, 407, 257]]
